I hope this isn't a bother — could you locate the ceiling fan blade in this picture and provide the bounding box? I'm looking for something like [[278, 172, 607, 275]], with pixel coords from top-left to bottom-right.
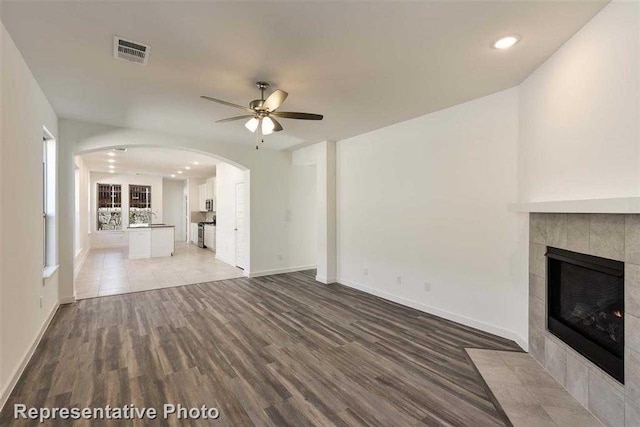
[[215, 115, 254, 123], [262, 89, 288, 112], [272, 111, 323, 120], [201, 96, 252, 112], [271, 117, 284, 132]]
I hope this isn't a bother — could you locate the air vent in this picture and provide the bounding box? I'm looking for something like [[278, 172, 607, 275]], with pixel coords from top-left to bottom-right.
[[113, 36, 150, 65]]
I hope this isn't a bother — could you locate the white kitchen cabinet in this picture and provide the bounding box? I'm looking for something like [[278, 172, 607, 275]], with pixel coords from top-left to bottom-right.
[[151, 227, 175, 257], [206, 178, 216, 200], [128, 226, 175, 259], [198, 184, 207, 212], [128, 228, 151, 259], [190, 223, 199, 244], [204, 224, 215, 251], [197, 178, 216, 212]]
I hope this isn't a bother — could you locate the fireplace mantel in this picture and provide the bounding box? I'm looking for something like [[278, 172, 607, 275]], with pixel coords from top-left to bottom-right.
[[509, 197, 640, 214]]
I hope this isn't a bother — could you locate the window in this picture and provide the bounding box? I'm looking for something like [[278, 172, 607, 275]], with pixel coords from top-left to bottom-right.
[[42, 128, 56, 271], [129, 185, 152, 225], [74, 167, 80, 255], [42, 138, 47, 266], [97, 183, 122, 231]]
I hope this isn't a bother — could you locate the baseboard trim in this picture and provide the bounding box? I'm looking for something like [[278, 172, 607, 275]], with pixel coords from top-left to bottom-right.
[[315, 275, 337, 284], [248, 265, 317, 278], [0, 301, 60, 412], [338, 277, 527, 350], [73, 248, 89, 279], [59, 296, 76, 304]]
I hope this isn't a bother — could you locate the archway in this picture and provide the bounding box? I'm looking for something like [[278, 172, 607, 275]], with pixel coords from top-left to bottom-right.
[[57, 120, 254, 301]]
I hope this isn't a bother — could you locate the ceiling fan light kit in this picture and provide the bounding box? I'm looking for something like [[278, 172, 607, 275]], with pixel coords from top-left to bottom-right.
[[244, 117, 259, 132], [201, 81, 323, 149]]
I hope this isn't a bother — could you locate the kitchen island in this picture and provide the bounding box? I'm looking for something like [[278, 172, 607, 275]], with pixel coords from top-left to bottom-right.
[[128, 224, 175, 259]]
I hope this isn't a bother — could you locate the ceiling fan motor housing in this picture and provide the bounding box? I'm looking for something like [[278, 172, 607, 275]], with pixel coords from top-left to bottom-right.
[[249, 99, 265, 111]]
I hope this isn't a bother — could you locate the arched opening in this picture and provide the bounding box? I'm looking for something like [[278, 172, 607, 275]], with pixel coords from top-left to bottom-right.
[[71, 145, 250, 299]]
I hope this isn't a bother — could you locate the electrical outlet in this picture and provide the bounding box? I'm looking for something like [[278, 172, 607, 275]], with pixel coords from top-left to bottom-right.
[[396, 276, 402, 285], [424, 282, 431, 292], [39, 296, 43, 309], [363, 267, 368, 276], [278, 254, 283, 261]]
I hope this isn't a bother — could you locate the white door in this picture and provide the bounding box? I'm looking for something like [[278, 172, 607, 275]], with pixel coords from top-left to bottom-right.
[[184, 195, 189, 241], [235, 182, 246, 269]]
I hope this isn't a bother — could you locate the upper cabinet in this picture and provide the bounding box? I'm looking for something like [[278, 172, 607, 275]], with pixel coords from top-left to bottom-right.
[[198, 184, 207, 211], [198, 178, 216, 212]]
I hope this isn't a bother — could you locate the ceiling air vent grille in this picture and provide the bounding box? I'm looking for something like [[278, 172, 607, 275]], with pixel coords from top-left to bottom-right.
[[113, 36, 150, 65]]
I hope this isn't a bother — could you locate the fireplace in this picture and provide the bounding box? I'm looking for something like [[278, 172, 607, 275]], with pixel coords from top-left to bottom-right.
[[546, 247, 624, 383]]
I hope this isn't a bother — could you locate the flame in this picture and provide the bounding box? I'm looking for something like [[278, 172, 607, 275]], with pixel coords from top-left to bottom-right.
[[613, 310, 623, 318]]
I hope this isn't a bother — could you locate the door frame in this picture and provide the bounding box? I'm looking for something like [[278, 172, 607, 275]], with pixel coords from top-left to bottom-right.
[[234, 180, 245, 269]]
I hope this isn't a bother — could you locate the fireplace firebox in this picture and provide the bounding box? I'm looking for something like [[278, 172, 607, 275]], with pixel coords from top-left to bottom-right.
[[546, 247, 624, 383]]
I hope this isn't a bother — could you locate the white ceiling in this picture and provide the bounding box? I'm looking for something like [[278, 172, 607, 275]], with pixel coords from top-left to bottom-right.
[[2, 1, 607, 150], [81, 147, 219, 179]]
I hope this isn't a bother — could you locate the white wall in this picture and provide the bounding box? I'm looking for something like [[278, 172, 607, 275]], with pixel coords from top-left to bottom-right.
[[288, 165, 317, 269], [215, 162, 247, 266], [73, 155, 90, 277], [163, 178, 186, 241], [518, 0, 640, 202], [88, 172, 164, 248], [337, 88, 529, 346], [0, 21, 60, 407]]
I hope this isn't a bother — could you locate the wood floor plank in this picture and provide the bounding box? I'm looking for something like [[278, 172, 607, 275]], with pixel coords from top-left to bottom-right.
[[1, 271, 520, 426]]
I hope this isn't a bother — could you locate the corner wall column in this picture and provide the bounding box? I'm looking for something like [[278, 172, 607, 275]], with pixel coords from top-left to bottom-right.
[[292, 141, 337, 284]]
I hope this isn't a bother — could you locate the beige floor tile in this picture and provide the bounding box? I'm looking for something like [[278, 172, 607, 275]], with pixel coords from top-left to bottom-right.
[[99, 279, 130, 290], [75, 289, 99, 300], [98, 287, 132, 296], [74, 280, 101, 291], [75, 244, 243, 298]]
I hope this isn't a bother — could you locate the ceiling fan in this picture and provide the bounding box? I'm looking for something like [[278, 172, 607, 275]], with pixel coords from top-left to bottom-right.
[[201, 82, 323, 148]]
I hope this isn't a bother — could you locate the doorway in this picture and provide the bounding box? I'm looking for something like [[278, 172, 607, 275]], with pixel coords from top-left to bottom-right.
[[235, 181, 246, 269]]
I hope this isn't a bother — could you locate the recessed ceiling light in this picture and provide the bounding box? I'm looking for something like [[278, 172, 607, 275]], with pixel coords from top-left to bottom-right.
[[177, 171, 183, 174], [493, 35, 520, 50], [108, 159, 115, 163], [107, 152, 116, 157], [108, 165, 115, 169], [185, 166, 191, 170], [109, 170, 114, 174], [192, 161, 199, 165], [171, 174, 176, 178]]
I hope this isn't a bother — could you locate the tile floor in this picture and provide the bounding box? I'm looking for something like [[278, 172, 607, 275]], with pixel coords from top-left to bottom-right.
[[467, 348, 603, 427], [74, 243, 244, 299]]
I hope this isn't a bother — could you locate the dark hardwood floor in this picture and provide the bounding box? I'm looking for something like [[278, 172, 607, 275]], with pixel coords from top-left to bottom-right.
[[1, 271, 520, 426]]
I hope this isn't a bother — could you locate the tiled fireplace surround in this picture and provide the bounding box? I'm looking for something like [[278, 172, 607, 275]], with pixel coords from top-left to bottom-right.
[[529, 213, 640, 427]]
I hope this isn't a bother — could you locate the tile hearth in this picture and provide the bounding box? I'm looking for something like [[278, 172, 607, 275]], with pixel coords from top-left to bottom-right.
[[468, 348, 602, 426]]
